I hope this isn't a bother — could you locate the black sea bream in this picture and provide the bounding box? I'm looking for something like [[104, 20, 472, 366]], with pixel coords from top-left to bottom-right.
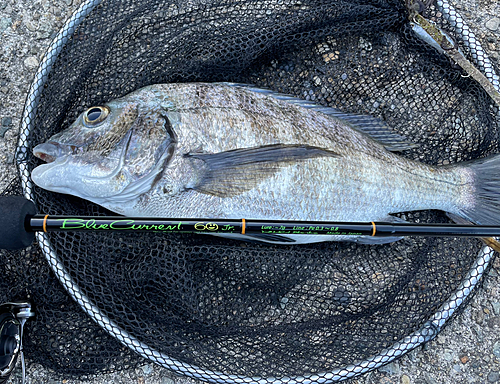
[[31, 83, 500, 244]]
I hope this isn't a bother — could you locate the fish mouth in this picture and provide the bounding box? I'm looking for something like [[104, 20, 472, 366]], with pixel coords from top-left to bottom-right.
[[33, 142, 79, 163]]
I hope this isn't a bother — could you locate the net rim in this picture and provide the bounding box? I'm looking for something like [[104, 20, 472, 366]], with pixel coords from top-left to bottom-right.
[[15, 0, 499, 382]]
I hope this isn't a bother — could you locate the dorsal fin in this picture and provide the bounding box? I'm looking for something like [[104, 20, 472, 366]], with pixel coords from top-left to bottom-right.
[[223, 83, 417, 152]]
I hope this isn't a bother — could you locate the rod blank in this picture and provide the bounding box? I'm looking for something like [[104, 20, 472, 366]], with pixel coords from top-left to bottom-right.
[[1, 196, 499, 250], [29, 214, 500, 238]]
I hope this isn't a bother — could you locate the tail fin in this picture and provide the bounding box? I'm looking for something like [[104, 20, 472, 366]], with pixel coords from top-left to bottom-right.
[[456, 154, 500, 225]]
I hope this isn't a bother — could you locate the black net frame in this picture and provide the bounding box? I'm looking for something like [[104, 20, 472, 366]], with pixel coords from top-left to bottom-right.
[[2, 0, 499, 382]]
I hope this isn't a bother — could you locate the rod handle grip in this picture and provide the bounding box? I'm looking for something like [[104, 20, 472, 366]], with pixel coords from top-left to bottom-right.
[[0, 196, 36, 250]]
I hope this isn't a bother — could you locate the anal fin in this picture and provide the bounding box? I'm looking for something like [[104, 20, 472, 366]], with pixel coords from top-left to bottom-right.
[[245, 233, 297, 243], [353, 235, 404, 245], [353, 215, 407, 244]]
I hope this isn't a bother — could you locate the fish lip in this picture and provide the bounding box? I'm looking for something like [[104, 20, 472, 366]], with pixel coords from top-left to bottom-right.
[[33, 142, 79, 163], [31, 157, 94, 199]]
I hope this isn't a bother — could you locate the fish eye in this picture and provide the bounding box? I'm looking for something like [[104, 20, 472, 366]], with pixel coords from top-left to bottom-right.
[[83, 106, 110, 127]]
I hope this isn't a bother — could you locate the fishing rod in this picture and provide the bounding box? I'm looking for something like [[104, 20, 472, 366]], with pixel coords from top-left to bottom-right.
[[30, 216, 500, 238], [1, 196, 500, 250]]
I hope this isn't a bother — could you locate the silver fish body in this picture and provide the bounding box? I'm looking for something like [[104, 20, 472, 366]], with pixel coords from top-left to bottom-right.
[[31, 83, 500, 244]]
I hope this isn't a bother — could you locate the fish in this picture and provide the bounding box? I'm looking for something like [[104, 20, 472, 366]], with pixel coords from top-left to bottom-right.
[[31, 82, 500, 244]]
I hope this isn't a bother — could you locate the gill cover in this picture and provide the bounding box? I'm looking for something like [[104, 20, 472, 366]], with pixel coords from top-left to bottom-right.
[[32, 103, 175, 205]]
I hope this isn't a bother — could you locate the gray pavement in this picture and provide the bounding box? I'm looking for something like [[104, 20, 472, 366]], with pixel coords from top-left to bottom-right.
[[1, 0, 500, 383]]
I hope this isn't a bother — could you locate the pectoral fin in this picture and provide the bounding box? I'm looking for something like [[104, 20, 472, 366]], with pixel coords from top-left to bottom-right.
[[186, 144, 338, 197]]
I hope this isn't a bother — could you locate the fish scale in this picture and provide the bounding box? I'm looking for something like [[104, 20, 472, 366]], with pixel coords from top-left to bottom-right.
[[31, 82, 500, 244]]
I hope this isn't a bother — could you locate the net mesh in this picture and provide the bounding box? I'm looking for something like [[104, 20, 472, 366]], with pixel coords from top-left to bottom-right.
[[1, 0, 499, 381]]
